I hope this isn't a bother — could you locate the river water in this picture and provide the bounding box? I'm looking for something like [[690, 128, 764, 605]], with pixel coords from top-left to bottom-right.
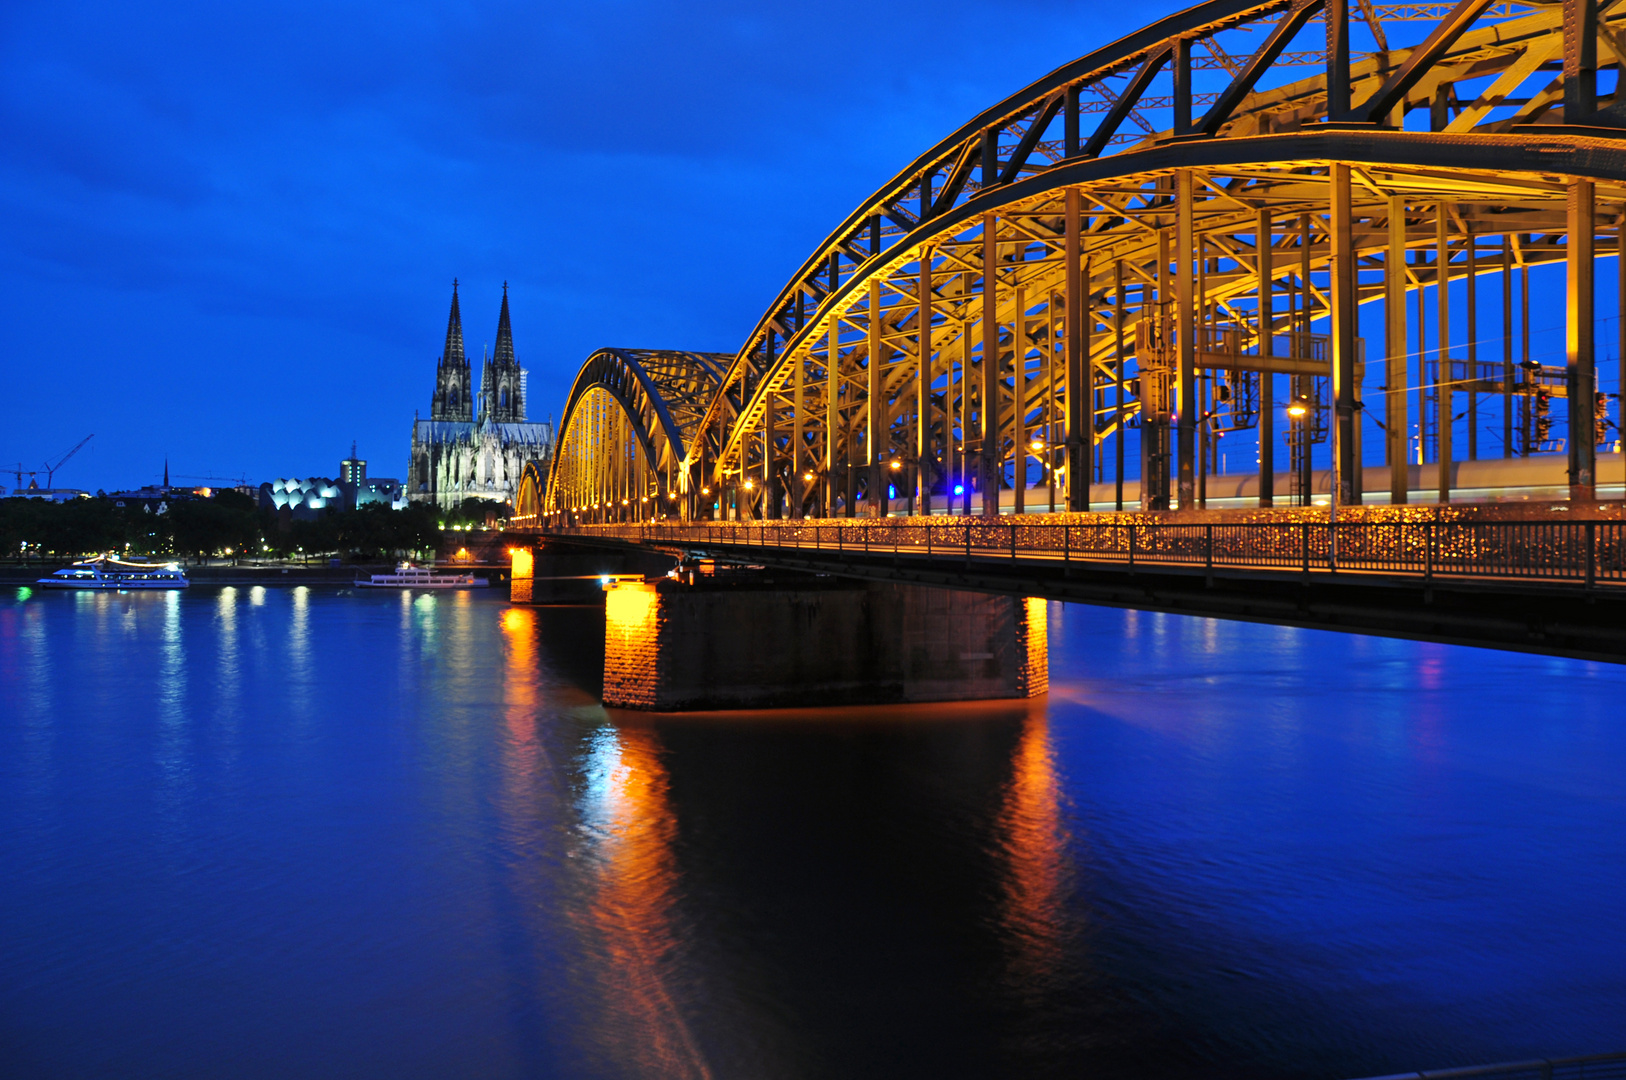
[[1, 584, 1622, 1079]]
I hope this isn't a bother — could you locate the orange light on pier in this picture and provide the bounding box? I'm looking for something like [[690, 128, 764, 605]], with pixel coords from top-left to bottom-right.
[[510, 545, 534, 580]]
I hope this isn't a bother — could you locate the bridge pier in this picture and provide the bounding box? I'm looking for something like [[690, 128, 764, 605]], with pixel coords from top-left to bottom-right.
[[509, 539, 674, 604], [602, 572, 1047, 711]]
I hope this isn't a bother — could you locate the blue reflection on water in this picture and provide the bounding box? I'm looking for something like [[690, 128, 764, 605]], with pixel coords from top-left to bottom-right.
[[0, 586, 1622, 1079]]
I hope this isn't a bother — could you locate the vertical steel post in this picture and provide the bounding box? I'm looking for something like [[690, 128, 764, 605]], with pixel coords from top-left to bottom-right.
[[1467, 221, 1478, 460], [763, 331, 779, 519], [1115, 260, 1127, 511], [1015, 284, 1027, 515], [1064, 85, 1080, 158], [869, 277, 885, 517], [792, 319, 805, 519], [1176, 169, 1197, 510], [1198, 241, 1208, 509], [1564, 0, 1599, 120], [982, 212, 1002, 516], [1521, 251, 1531, 456], [1084, 261, 1096, 497], [1503, 235, 1514, 458], [1325, 0, 1351, 119], [1258, 208, 1275, 507], [1568, 177, 1597, 500], [1417, 254, 1428, 466], [1048, 290, 1059, 513], [949, 278, 962, 513], [918, 247, 933, 516], [1066, 189, 1088, 510], [1388, 195, 1410, 503], [1331, 163, 1358, 508], [826, 328, 839, 517], [1145, 227, 1171, 511], [1173, 37, 1192, 134], [1300, 213, 1313, 505], [764, 392, 777, 519], [1436, 205, 1453, 502]]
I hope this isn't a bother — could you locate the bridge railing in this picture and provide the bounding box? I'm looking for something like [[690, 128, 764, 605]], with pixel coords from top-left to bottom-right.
[[1351, 1050, 1626, 1080], [538, 518, 1626, 588]]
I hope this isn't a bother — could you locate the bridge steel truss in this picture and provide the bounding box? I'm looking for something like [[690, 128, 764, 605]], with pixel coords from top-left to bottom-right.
[[544, 0, 1626, 527], [528, 348, 729, 524]]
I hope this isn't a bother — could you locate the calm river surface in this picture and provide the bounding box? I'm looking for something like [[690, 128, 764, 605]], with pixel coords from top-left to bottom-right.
[[2, 584, 1623, 1079]]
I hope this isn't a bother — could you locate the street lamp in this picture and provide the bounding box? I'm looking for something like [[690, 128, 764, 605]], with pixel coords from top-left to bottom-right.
[[1287, 396, 1311, 505]]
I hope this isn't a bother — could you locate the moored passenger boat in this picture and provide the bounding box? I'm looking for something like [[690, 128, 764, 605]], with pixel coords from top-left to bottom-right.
[[355, 563, 489, 589], [37, 557, 190, 590]]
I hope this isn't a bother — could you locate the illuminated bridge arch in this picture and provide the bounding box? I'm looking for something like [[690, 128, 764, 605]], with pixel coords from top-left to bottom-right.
[[545, 348, 728, 520], [544, 0, 1626, 526]]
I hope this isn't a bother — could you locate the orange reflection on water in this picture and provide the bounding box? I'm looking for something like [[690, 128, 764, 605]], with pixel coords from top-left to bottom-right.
[[496, 604, 552, 863], [579, 723, 712, 1079], [501, 607, 539, 727], [995, 703, 1072, 988]]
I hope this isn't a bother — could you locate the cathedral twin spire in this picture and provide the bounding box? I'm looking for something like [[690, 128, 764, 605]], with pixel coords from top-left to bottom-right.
[[429, 280, 524, 425]]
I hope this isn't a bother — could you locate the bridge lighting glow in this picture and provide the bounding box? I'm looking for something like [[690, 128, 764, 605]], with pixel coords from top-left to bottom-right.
[[702, 487, 711, 495], [537, 1, 1623, 520]]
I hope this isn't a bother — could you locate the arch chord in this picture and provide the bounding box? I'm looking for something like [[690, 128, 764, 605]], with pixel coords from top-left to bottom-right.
[[544, 349, 727, 523], [540, 0, 1626, 526]]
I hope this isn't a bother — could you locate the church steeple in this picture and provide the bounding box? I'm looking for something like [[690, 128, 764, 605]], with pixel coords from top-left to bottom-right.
[[430, 279, 472, 422], [493, 282, 515, 368], [482, 282, 525, 423]]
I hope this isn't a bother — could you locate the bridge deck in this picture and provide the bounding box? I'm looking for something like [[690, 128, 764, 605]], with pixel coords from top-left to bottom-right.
[[541, 518, 1626, 591], [528, 517, 1626, 663]]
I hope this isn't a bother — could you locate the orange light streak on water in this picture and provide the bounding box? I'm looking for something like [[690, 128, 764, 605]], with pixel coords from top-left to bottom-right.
[[995, 703, 1074, 993], [579, 721, 713, 1080]]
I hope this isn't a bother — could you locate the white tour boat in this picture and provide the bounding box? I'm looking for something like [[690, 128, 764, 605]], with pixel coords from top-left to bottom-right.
[[37, 557, 190, 590], [355, 563, 489, 589]]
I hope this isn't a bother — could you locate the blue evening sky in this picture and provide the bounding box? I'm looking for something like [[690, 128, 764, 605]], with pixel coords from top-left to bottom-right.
[[1, 0, 1155, 492]]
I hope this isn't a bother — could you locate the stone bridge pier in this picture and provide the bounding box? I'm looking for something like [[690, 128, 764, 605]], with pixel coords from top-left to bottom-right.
[[511, 543, 1047, 710]]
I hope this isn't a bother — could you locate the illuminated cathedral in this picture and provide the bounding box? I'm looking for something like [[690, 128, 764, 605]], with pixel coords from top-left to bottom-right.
[[408, 282, 554, 511]]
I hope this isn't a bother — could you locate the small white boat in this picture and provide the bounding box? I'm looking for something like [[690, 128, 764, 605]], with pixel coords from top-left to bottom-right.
[[37, 557, 190, 590], [355, 562, 489, 589]]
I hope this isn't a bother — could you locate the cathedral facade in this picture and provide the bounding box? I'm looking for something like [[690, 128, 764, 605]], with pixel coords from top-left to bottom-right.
[[408, 283, 554, 511]]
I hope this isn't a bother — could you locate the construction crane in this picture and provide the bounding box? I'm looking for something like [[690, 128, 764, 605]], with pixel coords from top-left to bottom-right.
[[173, 473, 252, 488], [44, 435, 94, 487], [8, 434, 93, 490]]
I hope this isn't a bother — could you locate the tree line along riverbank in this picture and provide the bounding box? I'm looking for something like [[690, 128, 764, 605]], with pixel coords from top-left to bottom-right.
[[0, 491, 507, 563]]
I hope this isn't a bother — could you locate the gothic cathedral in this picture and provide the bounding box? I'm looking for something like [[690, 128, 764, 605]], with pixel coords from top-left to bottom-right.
[[408, 282, 554, 511]]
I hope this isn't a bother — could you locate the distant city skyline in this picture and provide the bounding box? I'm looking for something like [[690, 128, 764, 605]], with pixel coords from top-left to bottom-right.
[[1, 0, 1133, 493]]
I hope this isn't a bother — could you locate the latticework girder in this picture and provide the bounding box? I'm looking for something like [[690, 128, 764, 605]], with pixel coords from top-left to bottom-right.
[[543, 349, 727, 519], [544, 0, 1626, 524]]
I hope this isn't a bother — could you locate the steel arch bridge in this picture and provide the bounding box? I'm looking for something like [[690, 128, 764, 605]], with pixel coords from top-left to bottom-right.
[[537, 0, 1626, 528]]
